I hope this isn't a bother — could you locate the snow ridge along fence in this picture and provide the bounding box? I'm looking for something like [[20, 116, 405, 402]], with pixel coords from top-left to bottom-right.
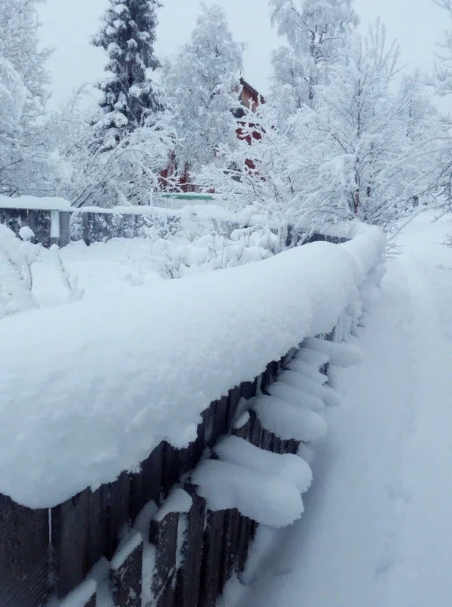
[[0, 224, 386, 607]]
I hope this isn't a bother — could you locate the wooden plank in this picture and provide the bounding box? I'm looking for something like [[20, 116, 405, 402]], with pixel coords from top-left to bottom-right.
[[225, 508, 241, 580], [202, 401, 217, 448], [271, 436, 283, 454], [227, 385, 241, 427], [52, 489, 91, 598], [212, 395, 229, 445], [240, 379, 257, 401], [111, 532, 143, 607], [106, 471, 131, 560], [260, 428, 274, 451], [82, 213, 90, 245], [175, 487, 206, 606], [248, 410, 262, 447], [149, 512, 179, 607], [180, 419, 205, 475], [130, 442, 163, 523], [59, 211, 71, 247], [0, 494, 50, 607], [87, 484, 109, 572], [235, 515, 251, 574], [161, 442, 182, 499], [198, 510, 225, 607]]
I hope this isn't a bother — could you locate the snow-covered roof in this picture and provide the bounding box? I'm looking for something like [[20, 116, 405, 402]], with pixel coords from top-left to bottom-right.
[[0, 224, 385, 508], [0, 195, 71, 211]]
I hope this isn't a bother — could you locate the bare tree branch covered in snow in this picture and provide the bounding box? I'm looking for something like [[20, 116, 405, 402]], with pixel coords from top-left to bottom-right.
[[270, 0, 359, 122]]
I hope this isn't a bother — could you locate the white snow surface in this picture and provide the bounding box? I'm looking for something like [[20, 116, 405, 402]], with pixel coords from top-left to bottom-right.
[[267, 382, 325, 412], [0, 194, 71, 211], [110, 530, 143, 571], [0, 227, 384, 508], [191, 459, 305, 527], [57, 579, 97, 607], [254, 395, 328, 442], [214, 435, 313, 494], [154, 488, 193, 521], [226, 211, 452, 607]]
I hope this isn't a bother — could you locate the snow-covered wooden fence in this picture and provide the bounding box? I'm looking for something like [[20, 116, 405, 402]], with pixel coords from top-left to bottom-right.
[[0, 196, 347, 250], [0, 221, 385, 607], [0, 203, 175, 248], [0, 197, 242, 248], [0, 346, 318, 607]]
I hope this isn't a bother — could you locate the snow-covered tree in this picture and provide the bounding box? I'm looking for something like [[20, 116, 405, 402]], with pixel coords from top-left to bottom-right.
[[0, 0, 52, 123], [425, 0, 452, 214], [270, 0, 359, 120], [0, 0, 54, 197], [431, 0, 452, 95], [48, 97, 174, 208], [161, 3, 243, 181], [92, 0, 163, 150], [284, 21, 411, 230], [396, 71, 442, 208], [205, 20, 424, 234], [197, 102, 300, 241], [0, 57, 27, 135]]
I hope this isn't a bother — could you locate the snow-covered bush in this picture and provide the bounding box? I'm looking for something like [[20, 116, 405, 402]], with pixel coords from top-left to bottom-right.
[[0, 224, 39, 319], [149, 226, 279, 279]]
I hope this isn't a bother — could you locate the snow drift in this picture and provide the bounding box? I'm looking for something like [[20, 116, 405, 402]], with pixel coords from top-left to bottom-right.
[[0, 226, 385, 508]]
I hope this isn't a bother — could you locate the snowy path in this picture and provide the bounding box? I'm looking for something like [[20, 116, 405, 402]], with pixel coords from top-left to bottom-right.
[[228, 213, 452, 607]]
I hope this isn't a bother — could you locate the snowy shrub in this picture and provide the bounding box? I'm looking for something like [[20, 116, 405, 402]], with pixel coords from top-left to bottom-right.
[[117, 225, 280, 280], [0, 224, 40, 319]]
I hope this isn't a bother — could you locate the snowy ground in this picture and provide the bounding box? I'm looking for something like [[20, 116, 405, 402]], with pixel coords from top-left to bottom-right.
[[225, 211, 452, 607]]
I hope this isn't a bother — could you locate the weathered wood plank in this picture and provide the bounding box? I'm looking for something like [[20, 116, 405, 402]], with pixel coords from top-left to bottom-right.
[[111, 532, 143, 607], [149, 511, 179, 607], [87, 484, 109, 572], [130, 442, 163, 522], [227, 385, 242, 427], [107, 471, 131, 560], [175, 487, 206, 606], [199, 510, 225, 607], [52, 489, 91, 598], [0, 494, 50, 607]]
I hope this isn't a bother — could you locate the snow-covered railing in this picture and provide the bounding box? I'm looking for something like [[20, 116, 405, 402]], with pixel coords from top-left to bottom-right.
[[0, 195, 278, 248], [0, 225, 385, 607]]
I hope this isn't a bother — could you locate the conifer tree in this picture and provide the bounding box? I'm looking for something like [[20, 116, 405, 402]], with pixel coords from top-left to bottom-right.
[[92, 0, 163, 149]]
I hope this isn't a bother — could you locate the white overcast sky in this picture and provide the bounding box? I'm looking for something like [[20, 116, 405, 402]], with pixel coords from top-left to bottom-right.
[[38, 0, 451, 111]]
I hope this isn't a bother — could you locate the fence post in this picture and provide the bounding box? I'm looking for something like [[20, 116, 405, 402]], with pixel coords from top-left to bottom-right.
[[50, 210, 61, 247], [59, 211, 71, 248]]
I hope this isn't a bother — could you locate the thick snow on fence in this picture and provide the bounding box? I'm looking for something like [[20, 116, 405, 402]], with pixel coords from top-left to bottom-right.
[[0, 225, 385, 508]]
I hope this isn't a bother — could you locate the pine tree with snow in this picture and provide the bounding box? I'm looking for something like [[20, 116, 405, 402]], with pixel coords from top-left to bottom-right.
[[269, 0, 359, 121], [92, 0, 163, 150], [161, 3, 243, 181]]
